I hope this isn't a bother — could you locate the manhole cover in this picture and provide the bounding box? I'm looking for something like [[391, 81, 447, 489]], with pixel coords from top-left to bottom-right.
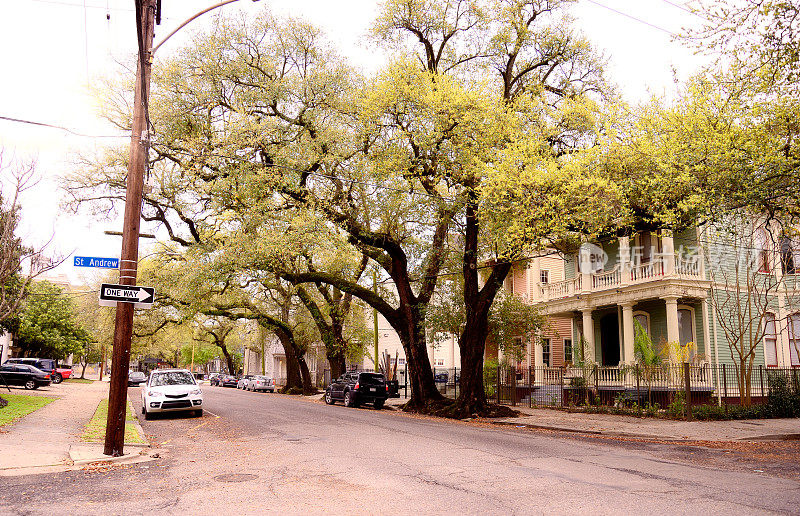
[[213, 473, 258, 483]]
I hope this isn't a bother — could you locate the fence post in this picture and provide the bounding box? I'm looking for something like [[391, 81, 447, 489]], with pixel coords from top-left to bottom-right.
[[684, 362, 692, 421], [593, 364, 599, 405], [722, 363, 728, 414], [404, 363, 408, 399], [759, 364, 765, 402], [560, 366, 564, 408], [496, 365, 501, 405], [635, 364, 641, 412], [529, 366, 533, 408], [512, 366, 517, 406]]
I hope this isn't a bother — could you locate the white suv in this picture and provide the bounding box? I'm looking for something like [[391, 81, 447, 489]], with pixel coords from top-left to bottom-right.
[[141, 369, 203, 419]]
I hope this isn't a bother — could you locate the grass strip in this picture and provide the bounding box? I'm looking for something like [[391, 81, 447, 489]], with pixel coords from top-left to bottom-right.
[[65, 378, 94, 384], [0, 394, 54, 427], [81, 398, 145, 444]]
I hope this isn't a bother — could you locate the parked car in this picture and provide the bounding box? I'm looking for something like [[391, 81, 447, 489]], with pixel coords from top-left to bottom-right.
[[5, 358, 72, 384], [237, 375, 255, 389], [208, 373, 221, 386], [219, 374, 239, 388], [141, 369, 203, 419], [128, 371, 147, 386], [0, 363, 52, 389], [325, 371, 388, 409], [245, 376, 275, 392]]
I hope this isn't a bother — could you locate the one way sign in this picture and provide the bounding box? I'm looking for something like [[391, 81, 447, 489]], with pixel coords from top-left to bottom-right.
[[99, 283, 155, 309]]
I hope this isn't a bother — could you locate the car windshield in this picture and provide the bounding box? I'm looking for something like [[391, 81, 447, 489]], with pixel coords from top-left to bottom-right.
[[150, 371, 195, 387]]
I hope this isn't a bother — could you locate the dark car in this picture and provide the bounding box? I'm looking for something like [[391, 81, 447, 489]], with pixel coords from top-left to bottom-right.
[[219, 374, 239, 387], [5, 357, 72, 384], [325, 372, 388, 409], [128, 371, 147, 386], [0, 363, 52, 389]]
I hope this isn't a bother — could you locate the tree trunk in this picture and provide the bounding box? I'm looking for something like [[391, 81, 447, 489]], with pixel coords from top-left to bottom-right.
[[397, 312, 443, 411], [298, 357, 314, 395], [219, 344, 236, 376], [80, 361, 87, 379], [327, 351, 346, 379], [453, 198, 513, 417]]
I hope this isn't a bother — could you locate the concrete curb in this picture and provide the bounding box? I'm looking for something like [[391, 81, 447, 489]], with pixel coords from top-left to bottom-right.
[[68, 443, 152, 466], [491, 419, 800, 442]]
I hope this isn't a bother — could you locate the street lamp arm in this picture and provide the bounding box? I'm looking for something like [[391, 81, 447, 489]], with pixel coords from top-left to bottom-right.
[[152, 0, 260, 55]]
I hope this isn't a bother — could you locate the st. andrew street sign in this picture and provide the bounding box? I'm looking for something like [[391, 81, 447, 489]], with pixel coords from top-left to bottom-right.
[[99, 283, 155, 309], [74, 256, 119, 269]]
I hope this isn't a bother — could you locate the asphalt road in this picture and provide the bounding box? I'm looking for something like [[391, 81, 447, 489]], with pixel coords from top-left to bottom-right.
[[2, 385, 799, 514]]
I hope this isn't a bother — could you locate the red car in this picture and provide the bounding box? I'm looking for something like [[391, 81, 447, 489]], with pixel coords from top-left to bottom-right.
[[4, 358, 72, 384]]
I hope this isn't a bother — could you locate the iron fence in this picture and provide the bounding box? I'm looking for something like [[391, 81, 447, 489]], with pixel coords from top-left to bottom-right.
[[490, 363, 800, 411]]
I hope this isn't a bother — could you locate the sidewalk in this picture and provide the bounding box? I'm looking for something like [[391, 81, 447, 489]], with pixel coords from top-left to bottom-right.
[[312, 393, 800, 442], [495, 406, 800, 441], [0, 380, 150, 476]]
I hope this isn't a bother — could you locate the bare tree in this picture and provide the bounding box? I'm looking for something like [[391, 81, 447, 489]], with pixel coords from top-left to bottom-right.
[[703, 212, 784, 406], [0, 152, 62, 322]]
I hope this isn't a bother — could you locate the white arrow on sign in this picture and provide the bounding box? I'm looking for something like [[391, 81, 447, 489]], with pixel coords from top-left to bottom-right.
[[98, 283, 155, 308]]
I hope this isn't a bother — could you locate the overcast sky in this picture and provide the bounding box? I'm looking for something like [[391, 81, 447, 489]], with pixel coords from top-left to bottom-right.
[[0, 0, 708, 285]]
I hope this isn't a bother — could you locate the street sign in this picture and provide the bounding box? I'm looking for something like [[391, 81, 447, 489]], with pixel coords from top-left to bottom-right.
[[74, 256, 119, 269], [98, 283, 155, 309]]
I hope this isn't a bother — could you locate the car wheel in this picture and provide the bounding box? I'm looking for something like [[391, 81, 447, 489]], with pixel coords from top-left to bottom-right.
[[324, 389, 334, 405], [51, 374, 63, 384], [344, 390, 357, 408], [374, 399, 385, 410], [144, 409, 153, 421], [194, 409, 203, 417], [24, 380, 37, 390], [141, 405, 146, 415]]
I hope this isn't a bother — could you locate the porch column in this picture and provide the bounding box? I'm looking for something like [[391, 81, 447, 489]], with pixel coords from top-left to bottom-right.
[[621, 302, 635, 364], [531, 259, 541, 302], [662, 232, 675, 276], [619, 236, 631, 286], [581, 309, 595, 363], [534, 340, 544, 383], [663, 296, 680, 359]]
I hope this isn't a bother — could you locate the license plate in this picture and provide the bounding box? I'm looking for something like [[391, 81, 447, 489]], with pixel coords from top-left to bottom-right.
[[370, 387, 376, 392]]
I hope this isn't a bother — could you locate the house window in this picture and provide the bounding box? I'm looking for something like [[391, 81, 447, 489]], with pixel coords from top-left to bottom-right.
[[633, 312, 650, 337], [540, 270, 549, 284], [677, 306, 696, 353], [781, 236, 799, 274], [790, 313, 800, 367], [755, 228, 770, 273], [542, 338, 551, 367], [434, 358, 445, 367], [564, 339, 573, 364], [764, 313, 778, 367], [398, 358, 405, 366]]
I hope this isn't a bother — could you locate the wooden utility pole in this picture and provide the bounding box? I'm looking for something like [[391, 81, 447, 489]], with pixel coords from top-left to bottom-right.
[[104, 0, 157, 457]]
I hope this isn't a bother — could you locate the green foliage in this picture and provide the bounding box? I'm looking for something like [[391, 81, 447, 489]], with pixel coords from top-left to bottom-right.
[[483, 358, 499, 398], [487, 290, 547, 363], [667, 391, 686, 418], [4, 281, 92, 360], [633, 320, 660, 366]]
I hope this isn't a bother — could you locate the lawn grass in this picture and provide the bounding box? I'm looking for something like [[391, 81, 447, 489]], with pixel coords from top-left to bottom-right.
[[65, 378, 94, 384], [81, 399, 146, 444], [0, 394, 54, 427]]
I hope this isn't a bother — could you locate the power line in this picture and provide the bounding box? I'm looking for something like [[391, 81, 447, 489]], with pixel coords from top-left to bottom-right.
[[585, 0, 675, 36], [0, 115, 128, 138]]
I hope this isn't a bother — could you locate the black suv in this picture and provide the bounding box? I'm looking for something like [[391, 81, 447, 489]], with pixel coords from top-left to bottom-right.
[[325, 372, 388, 409]]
